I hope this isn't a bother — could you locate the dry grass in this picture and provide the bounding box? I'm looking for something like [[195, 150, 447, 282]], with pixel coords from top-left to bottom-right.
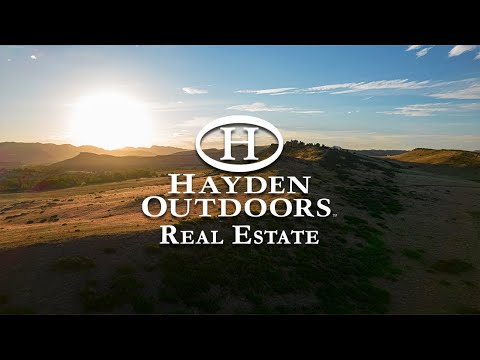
[[0, 147, 479, 314], [390, 148, 480, 167], [0, 170, 292, 248]]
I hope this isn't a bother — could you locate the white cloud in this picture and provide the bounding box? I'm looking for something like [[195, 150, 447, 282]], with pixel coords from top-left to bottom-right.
[[459, 103, 480, 110], [227, 102, 324, 114], [378, 103, 452, 117], [236, 87, 297, 95], [406, 45, 422, 51], [227, 102, 293, 112], [237, 79, 435, 97], [30, 55, 37, 60], [182, 87, 208, 95], [448, 45, 478, 57], [430, 83, 480, 100], [416, 46, 433, 58], [307, 83, 361, 92], [328, 79, 431, 94], [475, 53, 480, 60], [378, 102, 480, 117], [235, 78, 480, 98], [292, 110, 325, 114], [270, 90, 299, 96]]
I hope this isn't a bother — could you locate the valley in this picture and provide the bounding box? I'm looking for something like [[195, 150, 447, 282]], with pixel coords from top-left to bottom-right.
[[0, 142, 479, 314]]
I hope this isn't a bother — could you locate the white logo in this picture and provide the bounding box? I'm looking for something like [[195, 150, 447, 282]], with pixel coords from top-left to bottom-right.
[[195, 115, 284, 173]]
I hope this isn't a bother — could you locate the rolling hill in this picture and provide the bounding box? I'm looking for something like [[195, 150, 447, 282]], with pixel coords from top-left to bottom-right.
[[388, 148, 480, 167], [49, 152, 205, 171], [0, 142, 186, 166], [48, 145, 271, 172], [2, 140, 480, 314]]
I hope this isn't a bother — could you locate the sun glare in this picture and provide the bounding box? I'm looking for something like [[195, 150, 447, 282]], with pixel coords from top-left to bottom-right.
[[69, 92, 153, 150]]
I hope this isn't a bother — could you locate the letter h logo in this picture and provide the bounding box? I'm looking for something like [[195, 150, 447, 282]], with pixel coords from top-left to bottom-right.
[[220, 127, 259, 161]]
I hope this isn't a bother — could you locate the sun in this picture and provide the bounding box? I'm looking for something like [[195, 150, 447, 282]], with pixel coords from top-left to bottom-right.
[[69, 92, 153, 150]]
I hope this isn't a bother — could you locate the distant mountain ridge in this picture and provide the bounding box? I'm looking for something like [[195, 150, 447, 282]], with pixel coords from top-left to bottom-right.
[[49, 145, 270, 172], [0, 142, 186, 167], [49, 152, 204, 171]]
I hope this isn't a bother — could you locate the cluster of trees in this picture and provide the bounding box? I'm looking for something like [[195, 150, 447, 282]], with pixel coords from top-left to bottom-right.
[[284, 140, 328, 149], [0, 168, 157, 192]]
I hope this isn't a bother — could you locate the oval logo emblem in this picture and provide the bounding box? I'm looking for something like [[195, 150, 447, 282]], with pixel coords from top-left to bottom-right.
[[195, 115, 284, 173]]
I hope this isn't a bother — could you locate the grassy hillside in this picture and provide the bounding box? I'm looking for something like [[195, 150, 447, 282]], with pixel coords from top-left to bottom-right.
[[353, 149, 407, 157], [389, 148, 480, 167], [0, 141, 479, 314]]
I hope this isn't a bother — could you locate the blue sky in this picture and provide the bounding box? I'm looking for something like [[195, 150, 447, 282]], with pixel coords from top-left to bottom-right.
[[1, 45, 479, 150]]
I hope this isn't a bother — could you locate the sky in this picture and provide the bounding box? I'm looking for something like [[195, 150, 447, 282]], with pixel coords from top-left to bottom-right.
[[1, 45, 480, 150]]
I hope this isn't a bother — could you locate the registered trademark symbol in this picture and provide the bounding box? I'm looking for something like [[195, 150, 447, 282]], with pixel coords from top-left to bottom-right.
[[332, 213, 338, 217]]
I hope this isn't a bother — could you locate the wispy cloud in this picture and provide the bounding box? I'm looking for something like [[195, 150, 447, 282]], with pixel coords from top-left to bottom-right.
[[238, 79, 434, 96], [236, 87, 297, 95], [416, 46, 433, 58], [449, 45, 478, 57], [227, 102, 323, 114], [406, 45, 422, 51], [30, 55, 37, 60], [405, 45, 479, 59], [227, 102, 293, 112], [329, 79, 431, 94], [378, 102, 480, 117], [182, 87, 208, 95], [378, 103, 453, 117], [247, 78, 480, 100], [235, 78, 480, 102], [430, 83, 480, 100], [459, 103, 480, 110], [292, 110, 325, 114], [306, 83, 360, 92], [475, 53, 480, 60]]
